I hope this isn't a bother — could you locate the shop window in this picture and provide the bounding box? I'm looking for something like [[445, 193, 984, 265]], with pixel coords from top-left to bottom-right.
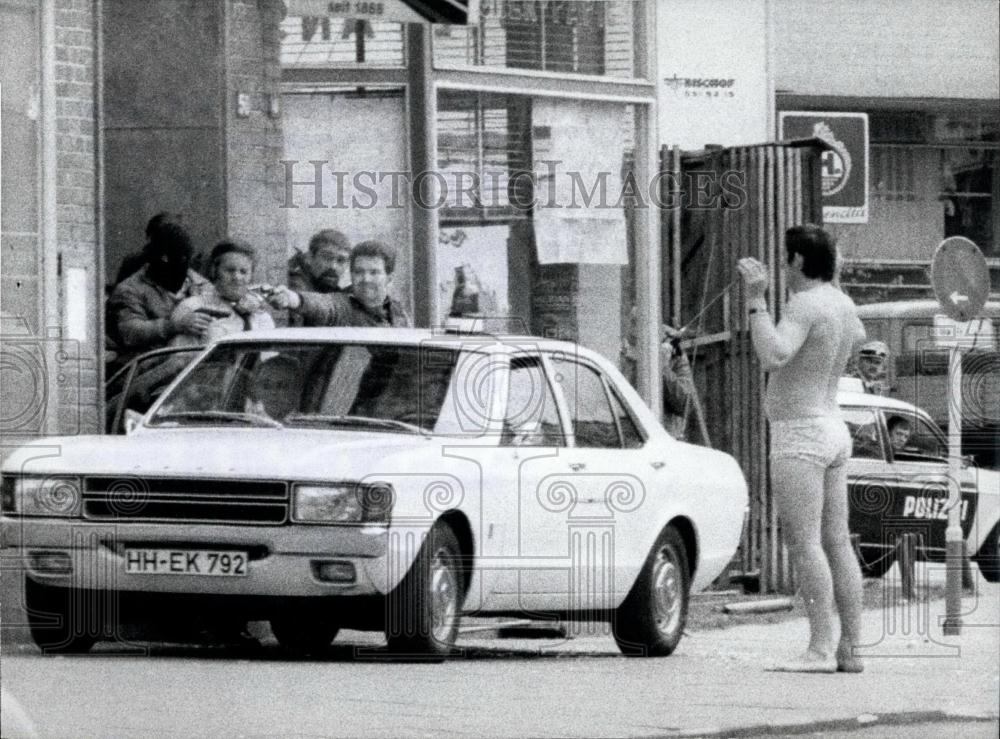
[[872, 146, 916, 202], [940, 147, 997, 257], [280, 16, 405, 66], [433, 0, 641, 78], [869, 111, 928, 144]]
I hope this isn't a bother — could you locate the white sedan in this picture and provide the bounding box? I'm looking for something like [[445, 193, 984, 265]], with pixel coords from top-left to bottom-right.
[[1, 328, 748, 658]]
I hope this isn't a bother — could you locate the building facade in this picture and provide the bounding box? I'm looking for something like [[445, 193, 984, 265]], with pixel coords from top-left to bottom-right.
[[8, 0, 996, 446], [773, 0, 1000, 304], [1, 0, 101, 444]]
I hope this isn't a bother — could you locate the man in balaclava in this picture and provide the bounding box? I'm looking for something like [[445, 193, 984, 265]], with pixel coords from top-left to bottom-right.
[[108, 214, 210, 364]]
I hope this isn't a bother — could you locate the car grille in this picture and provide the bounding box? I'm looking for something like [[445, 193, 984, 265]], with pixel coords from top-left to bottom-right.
[[82, 477, 288, 525]]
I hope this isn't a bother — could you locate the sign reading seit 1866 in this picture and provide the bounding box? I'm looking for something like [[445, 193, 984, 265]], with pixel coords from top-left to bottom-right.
[[285, 0, 477, 24], [779, 112, 869, 224]]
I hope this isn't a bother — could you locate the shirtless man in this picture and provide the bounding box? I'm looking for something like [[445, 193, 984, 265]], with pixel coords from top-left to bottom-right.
[[738, 224, 867, 674]]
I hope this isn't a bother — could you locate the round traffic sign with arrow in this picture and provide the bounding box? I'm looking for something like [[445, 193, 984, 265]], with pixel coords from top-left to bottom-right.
[[930, 236, 990, 322]]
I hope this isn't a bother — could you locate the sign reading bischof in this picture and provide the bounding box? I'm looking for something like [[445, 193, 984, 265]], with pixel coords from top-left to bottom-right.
[[779, 112, 869, 224]]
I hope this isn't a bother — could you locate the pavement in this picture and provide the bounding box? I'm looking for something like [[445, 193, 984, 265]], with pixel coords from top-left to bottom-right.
[[450, 579, 1000, 737], [1, 576, 998, 737]]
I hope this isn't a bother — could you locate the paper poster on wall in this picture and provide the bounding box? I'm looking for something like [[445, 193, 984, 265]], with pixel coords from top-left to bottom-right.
[[779, 111, 869, 224], [531, 98, 629, 265], [437, 225, 509, 325]]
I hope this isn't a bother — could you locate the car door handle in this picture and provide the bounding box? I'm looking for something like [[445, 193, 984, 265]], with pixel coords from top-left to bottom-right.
[[650, 461, 666, 470], [569, 462, 586, 472]]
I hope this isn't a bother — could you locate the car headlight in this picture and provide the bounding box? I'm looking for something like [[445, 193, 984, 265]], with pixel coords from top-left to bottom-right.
[[2, 476, 82, 517], [292, 483, 394, 524]]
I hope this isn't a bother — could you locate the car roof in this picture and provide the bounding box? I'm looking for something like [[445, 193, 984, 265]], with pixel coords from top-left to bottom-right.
[[216, 326, 593, 356], [857, 300, 1000, 319], [837, 390, 926, 414]]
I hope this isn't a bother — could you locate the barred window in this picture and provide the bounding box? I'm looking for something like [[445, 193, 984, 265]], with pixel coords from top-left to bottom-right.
[[433, 0, 641, 78], [280, 16, 405, 67], [437, 91, 533, 220]]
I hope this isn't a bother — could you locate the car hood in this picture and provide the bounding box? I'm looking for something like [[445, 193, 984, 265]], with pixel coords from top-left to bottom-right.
[[1, 429, 440, 481]]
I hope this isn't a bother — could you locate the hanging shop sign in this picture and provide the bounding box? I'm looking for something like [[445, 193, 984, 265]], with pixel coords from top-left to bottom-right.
[[285, 0, 478, 24], [779, 111, 869, 224]]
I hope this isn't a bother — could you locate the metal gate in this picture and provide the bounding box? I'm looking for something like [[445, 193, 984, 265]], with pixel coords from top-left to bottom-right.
[[662, 141, 826, 593]]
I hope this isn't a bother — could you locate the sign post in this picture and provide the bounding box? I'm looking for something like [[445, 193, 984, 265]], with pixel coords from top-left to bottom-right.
[[930, 236, 991, 636]]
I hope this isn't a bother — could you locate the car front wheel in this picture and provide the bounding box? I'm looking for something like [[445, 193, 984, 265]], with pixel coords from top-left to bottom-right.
[[25, 580, 97, 655], [385, 523, 464, 660], [613, 526, 690, 657]]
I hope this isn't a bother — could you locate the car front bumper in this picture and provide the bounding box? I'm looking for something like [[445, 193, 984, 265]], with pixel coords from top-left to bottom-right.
[[2, 517, 395, 598]]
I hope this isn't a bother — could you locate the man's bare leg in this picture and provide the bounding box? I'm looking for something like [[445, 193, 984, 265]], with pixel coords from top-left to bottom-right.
[[770, 457, 837, 667], [822, 461, 864, 672]]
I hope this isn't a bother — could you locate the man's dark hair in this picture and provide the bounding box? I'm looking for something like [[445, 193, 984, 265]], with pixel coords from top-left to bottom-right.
[[208, 239, 256, 279], [308, 229, 351, 255], [785, 224, 837, 281], [351, 240, 397, 274]]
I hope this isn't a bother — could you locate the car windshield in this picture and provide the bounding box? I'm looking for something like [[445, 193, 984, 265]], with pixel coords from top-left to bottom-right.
[[147, 342, 461, 434]]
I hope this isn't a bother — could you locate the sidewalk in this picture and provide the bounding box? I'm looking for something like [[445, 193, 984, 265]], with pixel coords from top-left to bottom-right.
[[456, 582, 1000, 737]]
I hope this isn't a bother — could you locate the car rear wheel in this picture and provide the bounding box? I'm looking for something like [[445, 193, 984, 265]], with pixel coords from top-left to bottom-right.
[[25, 580, 97, 655], [385, 523, 464, 660], [613, 526, 690, 657], [975, 525, 1000, 583], [857, 547, 895, 578], [269, 613, 340, 655]]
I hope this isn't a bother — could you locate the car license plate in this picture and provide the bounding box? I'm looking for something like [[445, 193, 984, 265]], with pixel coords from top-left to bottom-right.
[[124, 549, 248, 577]]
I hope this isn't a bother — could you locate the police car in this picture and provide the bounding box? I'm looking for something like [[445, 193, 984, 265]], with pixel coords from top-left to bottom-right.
[[839, 378, 1000, 580], [2, 328, 749, 658]]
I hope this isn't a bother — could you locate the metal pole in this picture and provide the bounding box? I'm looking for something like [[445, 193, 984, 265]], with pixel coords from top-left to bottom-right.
[[943, 344, 963, 635]]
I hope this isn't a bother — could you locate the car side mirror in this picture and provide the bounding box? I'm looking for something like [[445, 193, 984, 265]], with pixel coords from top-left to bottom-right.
[[124, 409, 143, 435]]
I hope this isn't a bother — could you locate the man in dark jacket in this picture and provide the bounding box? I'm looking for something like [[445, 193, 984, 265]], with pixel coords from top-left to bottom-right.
[[287, 229, 352, 294], [107, 217, 210, 365], [270, 240, 411, 327]]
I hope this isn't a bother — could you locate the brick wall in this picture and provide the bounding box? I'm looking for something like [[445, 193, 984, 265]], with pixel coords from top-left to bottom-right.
[[55, 0, 100, 435], [224, 0, 287, 288], [774, 0, 1000, 99]]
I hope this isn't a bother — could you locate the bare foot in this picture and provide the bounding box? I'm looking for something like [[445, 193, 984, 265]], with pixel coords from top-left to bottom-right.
[[766, 648, 837, 674], [836, 644, 864, 673]]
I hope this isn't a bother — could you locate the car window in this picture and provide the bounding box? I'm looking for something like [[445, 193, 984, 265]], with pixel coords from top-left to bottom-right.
[[886, 411, 947, 461], [841, 407, 884, 460], [608, 384, 645, 449], [551, 357, 621, 449], [148, 343, 459, 433], [106, 347, 203, 432], [502, 356, 564, 447]]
